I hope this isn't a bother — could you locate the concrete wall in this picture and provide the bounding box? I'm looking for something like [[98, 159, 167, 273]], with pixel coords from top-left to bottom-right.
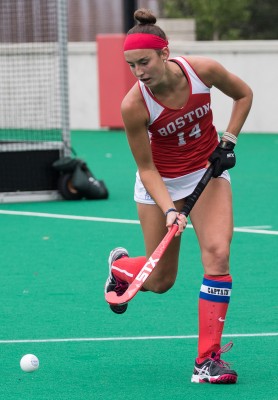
[[68, 40, 278, 133]]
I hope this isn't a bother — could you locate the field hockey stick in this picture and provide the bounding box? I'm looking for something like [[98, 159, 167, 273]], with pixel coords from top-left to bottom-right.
[[105, 164, 215, 306]]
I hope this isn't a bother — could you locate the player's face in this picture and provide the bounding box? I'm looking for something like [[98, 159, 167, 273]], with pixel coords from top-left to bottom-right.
[[124, 49, 167, 87]]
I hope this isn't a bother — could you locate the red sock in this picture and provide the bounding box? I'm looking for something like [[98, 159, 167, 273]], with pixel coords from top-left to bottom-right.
[[197, 274, 232, 363], [112, 256, 147, 284]]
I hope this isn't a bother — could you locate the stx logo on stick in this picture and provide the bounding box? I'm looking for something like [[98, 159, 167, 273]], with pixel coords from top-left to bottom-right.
[[135, 257, 159, 282], [105, 166, 215, 307]]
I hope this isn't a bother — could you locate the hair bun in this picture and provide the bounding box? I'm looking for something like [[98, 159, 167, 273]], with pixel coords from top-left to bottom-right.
[[134, 8, 156, 25]]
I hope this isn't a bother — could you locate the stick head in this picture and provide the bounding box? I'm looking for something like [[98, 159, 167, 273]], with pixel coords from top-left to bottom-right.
[[105, 283, 139, 305], [105, 290, 124, 305]]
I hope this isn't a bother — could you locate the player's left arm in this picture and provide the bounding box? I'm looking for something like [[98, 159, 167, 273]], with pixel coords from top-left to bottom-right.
[[188, 56, 253, 177], [192, 56, 253, 135]]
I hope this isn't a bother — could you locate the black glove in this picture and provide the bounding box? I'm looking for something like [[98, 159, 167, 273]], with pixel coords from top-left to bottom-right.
[[208, 140, 236, 178]]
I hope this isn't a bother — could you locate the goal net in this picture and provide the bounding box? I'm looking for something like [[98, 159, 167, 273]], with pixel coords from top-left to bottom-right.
[[0, 0, 70, 202]]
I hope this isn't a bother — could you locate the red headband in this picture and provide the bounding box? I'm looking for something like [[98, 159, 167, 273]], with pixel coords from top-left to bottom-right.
[[123, 33, 168, 51]]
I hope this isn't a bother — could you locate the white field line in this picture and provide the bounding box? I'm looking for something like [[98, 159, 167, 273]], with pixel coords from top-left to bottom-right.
[[0, 210, 277, 235], [0, 209, 139, 225], [0, 332, 277, 344]]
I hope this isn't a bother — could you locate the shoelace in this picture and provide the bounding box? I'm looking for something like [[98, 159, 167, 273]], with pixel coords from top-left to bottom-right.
[[212, 342, 233, 368], [115, 280, 129, 296]]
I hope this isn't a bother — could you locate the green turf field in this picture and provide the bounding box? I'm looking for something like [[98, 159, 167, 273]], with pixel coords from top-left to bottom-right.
[[0, 131, 277, 399]]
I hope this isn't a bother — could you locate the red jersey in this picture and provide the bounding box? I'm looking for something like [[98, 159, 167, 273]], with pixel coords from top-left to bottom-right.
[[138, 56, 219, 178]]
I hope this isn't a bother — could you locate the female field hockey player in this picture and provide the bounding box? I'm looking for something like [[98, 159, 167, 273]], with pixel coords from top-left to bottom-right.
[[104, 8, 253, 384]]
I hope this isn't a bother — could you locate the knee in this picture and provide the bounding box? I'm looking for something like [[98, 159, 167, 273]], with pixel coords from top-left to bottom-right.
[[202, 243, 230, 275], [146, 276, 176, 294]]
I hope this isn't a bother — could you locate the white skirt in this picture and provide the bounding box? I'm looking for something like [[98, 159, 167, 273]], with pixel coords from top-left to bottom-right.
[[134, 168, 231, 204]]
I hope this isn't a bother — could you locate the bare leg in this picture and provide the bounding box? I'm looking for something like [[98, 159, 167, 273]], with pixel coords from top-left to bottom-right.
[[190, 177, 233, 276], [137, 198, 185, 293]]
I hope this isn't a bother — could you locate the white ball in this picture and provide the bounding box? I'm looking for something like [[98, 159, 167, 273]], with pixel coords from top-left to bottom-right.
[[20, 354, 39, 372]]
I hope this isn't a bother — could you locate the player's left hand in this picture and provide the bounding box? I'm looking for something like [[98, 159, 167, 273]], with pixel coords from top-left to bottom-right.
[[208, 140, 236, 177], [166, 210, 187, 236]]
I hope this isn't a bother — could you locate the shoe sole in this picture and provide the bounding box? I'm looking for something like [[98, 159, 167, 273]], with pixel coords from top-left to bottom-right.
[[108, 247, 129, 267], [191, 374, 237, 384], [104, 247, 129, 294], [105, 247, 129, 314]]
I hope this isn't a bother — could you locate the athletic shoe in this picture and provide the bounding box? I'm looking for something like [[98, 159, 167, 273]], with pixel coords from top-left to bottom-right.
[[191, 342, 238, 384], [105, 247, 129, 314]]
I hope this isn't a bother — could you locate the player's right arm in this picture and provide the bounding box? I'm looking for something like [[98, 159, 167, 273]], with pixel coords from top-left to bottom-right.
[[121, 86, 181, 225]]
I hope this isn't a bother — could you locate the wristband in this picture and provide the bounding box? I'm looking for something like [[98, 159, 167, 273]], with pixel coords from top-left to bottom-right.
[[165, 208, 177, 216], [222, 131, 238, 145]]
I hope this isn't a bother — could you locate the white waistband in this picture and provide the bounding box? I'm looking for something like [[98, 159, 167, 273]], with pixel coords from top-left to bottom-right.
[[134, 169, 231, 204]]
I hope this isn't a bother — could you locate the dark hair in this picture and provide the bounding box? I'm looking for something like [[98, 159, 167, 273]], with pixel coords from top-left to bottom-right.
[[127, 8, 167, 40]]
